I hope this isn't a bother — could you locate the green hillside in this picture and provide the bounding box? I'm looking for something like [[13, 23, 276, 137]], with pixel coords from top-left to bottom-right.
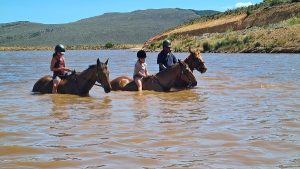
[[0, 9, 218, 47]]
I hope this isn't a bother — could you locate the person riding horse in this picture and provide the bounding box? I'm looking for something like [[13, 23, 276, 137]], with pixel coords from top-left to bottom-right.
[[50, 44, 72, 93], [33, 58, 111, 95], [157, 40, 177, 72]]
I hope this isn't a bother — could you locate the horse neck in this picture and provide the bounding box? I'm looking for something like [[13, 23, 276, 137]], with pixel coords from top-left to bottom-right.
[[76, 66, 97, 94], [156, 64, 181, 88], [184, 56, 194, 71]]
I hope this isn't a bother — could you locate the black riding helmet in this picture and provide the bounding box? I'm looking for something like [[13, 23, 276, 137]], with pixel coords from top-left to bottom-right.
[[54, 44, 66, 53], [137, 50, 147, 58], [162, 40, 171, 48]]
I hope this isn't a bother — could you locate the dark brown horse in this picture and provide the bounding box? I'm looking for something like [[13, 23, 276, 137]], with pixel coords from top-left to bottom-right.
[[110, 60, 197, 92], [32, 58, 112, 95], [174, 48, 207, 88]]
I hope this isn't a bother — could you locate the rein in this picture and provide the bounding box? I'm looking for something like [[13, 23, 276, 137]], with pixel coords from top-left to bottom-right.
[[70, 68, 103, 87]]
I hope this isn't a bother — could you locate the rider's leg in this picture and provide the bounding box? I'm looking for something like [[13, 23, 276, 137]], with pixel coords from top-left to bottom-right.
[[135, 78, 142, 91], [52, 77, 61, 94]]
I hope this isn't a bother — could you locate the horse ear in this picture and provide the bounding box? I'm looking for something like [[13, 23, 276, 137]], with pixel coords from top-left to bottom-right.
[[105, 58, 109, 65], [97, 58, 100, 66]]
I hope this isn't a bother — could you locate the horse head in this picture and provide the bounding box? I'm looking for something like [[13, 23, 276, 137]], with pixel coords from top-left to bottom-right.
[[185, 47, 207, 74], [178, 60, 197, 87], [96, 58, 112, 93]]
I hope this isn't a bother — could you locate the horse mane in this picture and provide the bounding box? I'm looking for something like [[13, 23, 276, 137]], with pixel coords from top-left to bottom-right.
[[88, 64, 96, 69], [155, 63, 179, 76]]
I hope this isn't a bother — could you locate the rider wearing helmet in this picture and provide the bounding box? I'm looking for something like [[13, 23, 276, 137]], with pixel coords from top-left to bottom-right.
[[50, 44, 71, 93], [133, 50, 149, 91], [157, 39, 177, 72]]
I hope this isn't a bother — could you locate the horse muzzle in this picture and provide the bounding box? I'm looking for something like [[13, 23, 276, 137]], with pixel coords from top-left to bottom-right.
[[199, 67, 207, 74], [191, 81, 197, 87]]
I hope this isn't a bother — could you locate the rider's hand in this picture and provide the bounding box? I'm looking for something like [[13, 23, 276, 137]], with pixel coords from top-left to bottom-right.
[[64, 67, 72, 72]]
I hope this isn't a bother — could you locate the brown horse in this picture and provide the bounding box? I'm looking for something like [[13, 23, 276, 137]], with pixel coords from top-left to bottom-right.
[[110, 60, 197, 92], [32, 58, 112, 95], [184, 48, 207, 73], [174, 48, 207, 88]]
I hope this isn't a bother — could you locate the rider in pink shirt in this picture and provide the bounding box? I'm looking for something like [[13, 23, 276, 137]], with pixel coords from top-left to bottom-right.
[[133, 50, 149, 91]]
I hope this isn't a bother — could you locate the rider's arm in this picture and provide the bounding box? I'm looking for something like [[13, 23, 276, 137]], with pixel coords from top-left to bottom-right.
[[50, 57, 71, 72], [50, 57, 58, 72], [157, 52, 167, 71], [159, 63, 167, 71], [62, 57, 71, 72], [145, 64, 149, 77]]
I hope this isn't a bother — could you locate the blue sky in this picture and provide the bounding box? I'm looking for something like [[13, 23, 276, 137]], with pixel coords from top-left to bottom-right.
[[0, 0, 263, 24]]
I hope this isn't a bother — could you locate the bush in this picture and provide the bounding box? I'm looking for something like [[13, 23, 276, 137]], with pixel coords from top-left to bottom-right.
[[105, 42, 114, 48], [202, 41, 212, 51], [254, 41, 261, 47], [246, 7, 253, 16], [263, 0, 289, 6], [286, 14, 300, 25], [243, 36, 252, 44]]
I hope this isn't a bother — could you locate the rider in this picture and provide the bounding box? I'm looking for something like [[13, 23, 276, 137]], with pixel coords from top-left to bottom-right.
[[50, 44, 71, 94], [133, 50, 149, 91], [157, 39, 177, 72]]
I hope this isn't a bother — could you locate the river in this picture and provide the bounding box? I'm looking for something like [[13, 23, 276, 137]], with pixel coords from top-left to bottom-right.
[[0, 50, 299, 168]]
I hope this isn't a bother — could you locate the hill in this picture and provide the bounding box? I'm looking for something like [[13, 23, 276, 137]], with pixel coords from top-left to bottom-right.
[[0, 9, 218, 48], [144, 2, 300, 53]]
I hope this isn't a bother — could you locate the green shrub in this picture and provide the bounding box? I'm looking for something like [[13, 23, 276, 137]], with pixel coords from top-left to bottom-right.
[[246, 7, 253, 16], [105, 42, 114, 48], [287, 14, 300, 25], [202, 41, 212, 51], [243, 36, 252, 44], [263, 0, 289, 6], [214, 41, 223, 50], [174, 46, 183, 52], [254, 41, 261, 47]]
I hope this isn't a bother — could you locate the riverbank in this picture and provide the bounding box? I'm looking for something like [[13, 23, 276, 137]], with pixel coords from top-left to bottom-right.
[[0, 44, 143, 51]]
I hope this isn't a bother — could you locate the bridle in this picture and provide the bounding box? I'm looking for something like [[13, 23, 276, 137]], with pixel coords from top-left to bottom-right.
[[70, 65, 106, 87], [95, 64, 108, 87]]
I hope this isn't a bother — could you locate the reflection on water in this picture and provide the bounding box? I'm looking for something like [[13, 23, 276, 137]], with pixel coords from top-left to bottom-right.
[[0, 51, 300, 168]]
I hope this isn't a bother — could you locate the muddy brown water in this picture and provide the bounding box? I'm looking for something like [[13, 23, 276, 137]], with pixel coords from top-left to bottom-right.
[[0, 50, 299, 168]]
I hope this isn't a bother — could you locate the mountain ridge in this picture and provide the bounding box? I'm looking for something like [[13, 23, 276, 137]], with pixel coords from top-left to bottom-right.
[[0, 8, 219, 47]]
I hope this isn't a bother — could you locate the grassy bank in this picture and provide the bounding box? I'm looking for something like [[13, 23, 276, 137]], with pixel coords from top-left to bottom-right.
[[147, 23, 300, 53], [145, 2, 300, 53]]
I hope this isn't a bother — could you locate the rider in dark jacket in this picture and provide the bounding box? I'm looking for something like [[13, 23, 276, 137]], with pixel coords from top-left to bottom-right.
[[157, 40, 177, 72]]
